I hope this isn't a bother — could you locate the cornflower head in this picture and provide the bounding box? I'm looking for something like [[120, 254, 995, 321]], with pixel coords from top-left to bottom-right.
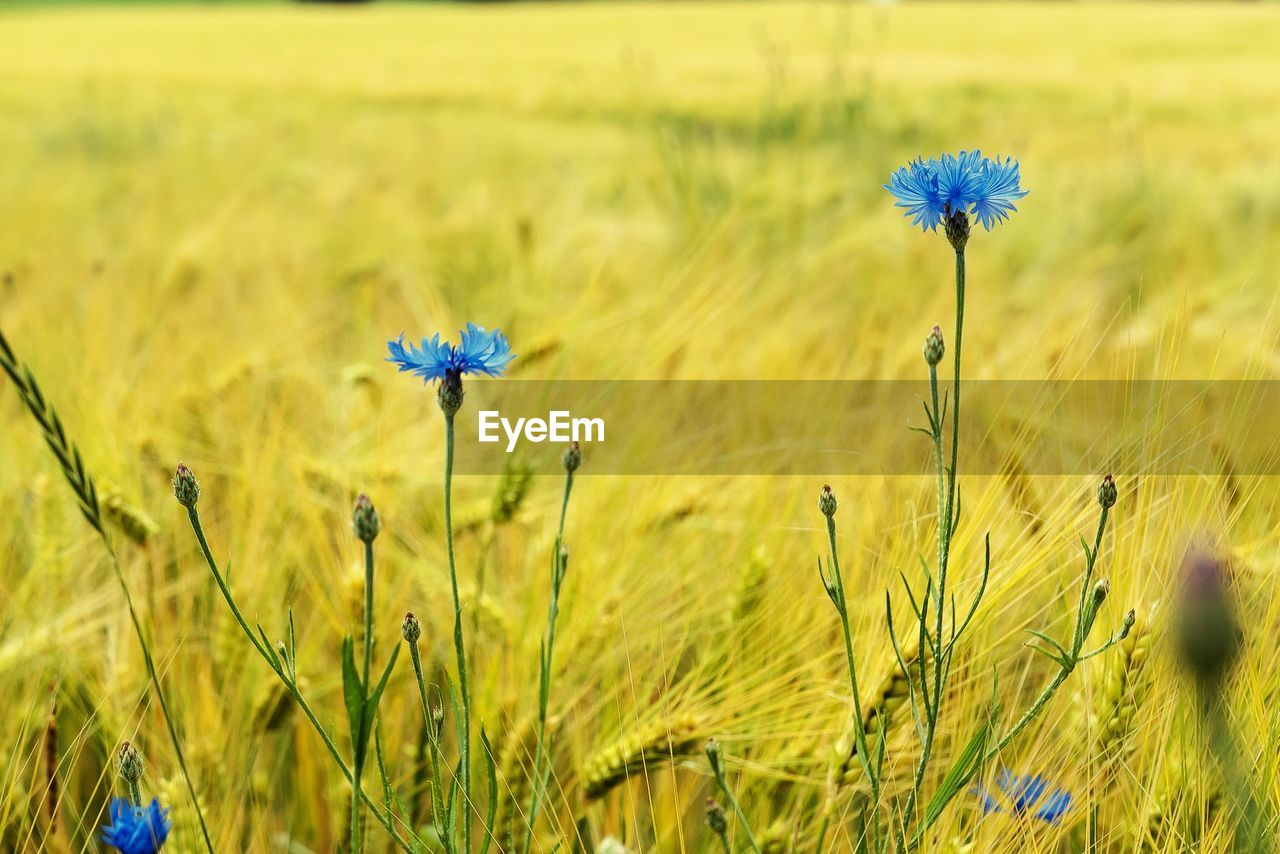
[[386, 323, 515, 415], [101, 797, 171, 854], [971, 770, 1071, 825], [885, 151, 1029, 237]]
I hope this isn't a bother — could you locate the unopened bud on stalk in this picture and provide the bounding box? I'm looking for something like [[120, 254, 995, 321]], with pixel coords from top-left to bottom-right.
[[1120, 608, 1137, 639], [563, 441, 582, 474], [1175, 548, 1240, 694], [117, 742, 143, 785], [172, 463, 200, 508], [923, 325, 945, 367], [1097, 474, 1117, 510], [705, 799, 728, 836], [401, 612, 422, 645], [1092, 579, 1111, 607], [353, 494, 381, 543], [705, 738, 723, 775], [818, 484, 837, 518]]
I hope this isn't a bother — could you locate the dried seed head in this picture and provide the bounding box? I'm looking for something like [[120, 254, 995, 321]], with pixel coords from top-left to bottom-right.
[[352, 494, 381, 543], [172, 463, 200, 508], [117, 742, 144, 785], [923, 325, 945, 367], [818, 484, 837, 518], [562, 441, 582, 474], [401, 612, 422, 645], [1097, 474, 1117, 510]]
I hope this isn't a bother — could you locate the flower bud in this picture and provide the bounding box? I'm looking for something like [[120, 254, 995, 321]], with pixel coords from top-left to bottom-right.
[[923, 325, 945, 367], [562, 441, 582, 474], [401, 612, 422, 645], [1120, 608, 1136, 639], [352, 494, 381, 543], [437, 370, 464, 417], [1097, 474, 1117, 510], [1175, 548, 1240, 692], [1092, 579, 1110, 607], [705, 738, 723, 775], [172, 463, 200, 508], [117, 741, 144, 785], [818, 484, 837, 518], [705, 798, 728, 836]]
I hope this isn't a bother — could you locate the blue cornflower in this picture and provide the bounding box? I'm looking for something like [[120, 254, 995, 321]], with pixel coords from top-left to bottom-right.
[[386, 323, 516, 384], [972, 770, 1072, 825], [101, 797, 171, 854], [885, 151, 1028, 232]]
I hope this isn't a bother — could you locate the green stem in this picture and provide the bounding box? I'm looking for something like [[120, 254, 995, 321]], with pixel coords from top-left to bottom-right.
[[352, 540, 375, 854], [186, 508, 412, 851], [443, 412, 472, 853], [711, 761, 760, 853], [942, 247, 965, 573], [409, 641, 452, 854], [523, 466, 575, 850], [126, 778, 142, 808], [826, 516, 873, 792]]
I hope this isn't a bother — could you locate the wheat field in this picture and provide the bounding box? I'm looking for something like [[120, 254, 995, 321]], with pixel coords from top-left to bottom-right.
[[2, 1, 1280, 851]]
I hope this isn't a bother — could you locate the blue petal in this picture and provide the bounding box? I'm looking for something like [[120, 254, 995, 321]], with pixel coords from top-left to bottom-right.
[[386, 332, 452, 383], [102, 797, 170, 854], [935, 150, 984, 213], [971, 156, 1029, 230], [970, 783, 1004, 815], [885, 158, 945, 231], [1034, 788, 1073, 824]]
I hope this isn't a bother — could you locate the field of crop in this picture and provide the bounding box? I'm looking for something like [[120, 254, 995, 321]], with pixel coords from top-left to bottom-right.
[[3, 1, 1280, 851]]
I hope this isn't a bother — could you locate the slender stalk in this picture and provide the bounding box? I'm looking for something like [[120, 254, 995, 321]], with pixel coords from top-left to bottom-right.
[[408, 639, 452, 854], [350, 539, 376, 854], [707, 742, 761, 854], [443, 412, 473, 853], [126, 777, 141, 808], [941, 247, 965, 574], [826, 515, 873, 791], [523, 465, 575, 850], [186, 508, 413, 851]]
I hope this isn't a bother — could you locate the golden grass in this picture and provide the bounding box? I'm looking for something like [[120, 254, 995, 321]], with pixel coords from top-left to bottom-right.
[[1, 1, 1279, 851]]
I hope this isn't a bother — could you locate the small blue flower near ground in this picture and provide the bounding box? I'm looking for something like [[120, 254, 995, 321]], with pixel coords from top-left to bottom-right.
[[386, 323, 516, 383], [972, 770, 1072, 825], [101, 797, 171, 854], [885, 151, 1028, 231]]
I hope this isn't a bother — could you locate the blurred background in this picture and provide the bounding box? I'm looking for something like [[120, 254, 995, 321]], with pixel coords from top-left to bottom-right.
[[2, 1, 1280, 851]]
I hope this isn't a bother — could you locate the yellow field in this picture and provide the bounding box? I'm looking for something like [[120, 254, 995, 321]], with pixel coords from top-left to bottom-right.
[[2, 2, 1280, 851]]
